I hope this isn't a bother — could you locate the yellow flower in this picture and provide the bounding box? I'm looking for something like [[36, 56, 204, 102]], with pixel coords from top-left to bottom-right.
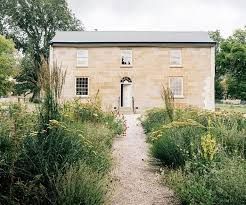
[[201, 133, 218, 161]]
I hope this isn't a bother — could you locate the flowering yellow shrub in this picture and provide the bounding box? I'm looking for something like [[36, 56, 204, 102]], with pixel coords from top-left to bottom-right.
[[201, 133, 218, 161]]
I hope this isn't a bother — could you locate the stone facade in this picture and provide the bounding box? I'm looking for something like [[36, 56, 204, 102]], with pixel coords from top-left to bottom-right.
[[50, 44, 215, 113]]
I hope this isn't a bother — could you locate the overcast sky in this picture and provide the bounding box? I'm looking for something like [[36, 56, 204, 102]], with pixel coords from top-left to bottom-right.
[[67, 0, 245, 37]]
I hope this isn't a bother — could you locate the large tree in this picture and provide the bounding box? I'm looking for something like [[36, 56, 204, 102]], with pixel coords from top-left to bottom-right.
[[210, 27, 246, 100], [0, 35, 17, 96], [209, 30, 225, 99], [1, 0, 83, 101]]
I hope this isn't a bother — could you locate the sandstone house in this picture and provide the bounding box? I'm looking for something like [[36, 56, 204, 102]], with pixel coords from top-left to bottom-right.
[[50, 31, 215, 113]]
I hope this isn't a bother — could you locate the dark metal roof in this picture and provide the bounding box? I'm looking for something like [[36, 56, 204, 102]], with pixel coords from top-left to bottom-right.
[[51, 31, 215, 44]]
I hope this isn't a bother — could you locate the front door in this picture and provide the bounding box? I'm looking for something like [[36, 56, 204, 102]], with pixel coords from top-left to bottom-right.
[[122, 84, 132, 107]]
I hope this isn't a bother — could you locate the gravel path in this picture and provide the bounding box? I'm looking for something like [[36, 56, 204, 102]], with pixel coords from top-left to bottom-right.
[[110, 114, 176, 205]]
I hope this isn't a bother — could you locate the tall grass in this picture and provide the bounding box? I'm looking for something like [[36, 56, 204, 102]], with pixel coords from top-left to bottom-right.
[[142, 107, 246, 204], [0, 60, 124, 204]]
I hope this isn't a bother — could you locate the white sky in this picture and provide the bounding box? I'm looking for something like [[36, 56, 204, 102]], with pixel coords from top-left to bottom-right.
[[67, 0, 246, 37]]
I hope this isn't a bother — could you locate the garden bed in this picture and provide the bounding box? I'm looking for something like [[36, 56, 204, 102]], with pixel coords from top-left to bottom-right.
[[142, 108, 246, 205], [0, 101, 124, 204]]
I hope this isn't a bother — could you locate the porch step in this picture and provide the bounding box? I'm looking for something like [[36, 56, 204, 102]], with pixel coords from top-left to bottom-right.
[[119, 107, 133, 114]]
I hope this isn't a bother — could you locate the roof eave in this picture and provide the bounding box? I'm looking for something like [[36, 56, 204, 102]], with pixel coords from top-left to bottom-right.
[[50, 41, 216, 45]]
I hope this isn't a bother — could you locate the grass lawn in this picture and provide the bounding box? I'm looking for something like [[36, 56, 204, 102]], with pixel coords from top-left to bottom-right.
[[216, 103, 246, 114]]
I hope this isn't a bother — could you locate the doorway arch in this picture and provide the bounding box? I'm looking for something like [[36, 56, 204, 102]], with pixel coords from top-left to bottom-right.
[[120, 77, 132, 107]]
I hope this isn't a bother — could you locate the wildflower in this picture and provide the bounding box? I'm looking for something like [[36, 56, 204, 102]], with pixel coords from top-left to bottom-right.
[[201, 133, 218, 161], [48, 119, 60, 128]]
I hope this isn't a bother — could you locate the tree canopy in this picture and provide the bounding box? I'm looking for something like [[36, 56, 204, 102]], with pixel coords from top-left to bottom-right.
[[0, 35, 17, 96], [1, 0, 83, 100], [209, 27, 246, 100]]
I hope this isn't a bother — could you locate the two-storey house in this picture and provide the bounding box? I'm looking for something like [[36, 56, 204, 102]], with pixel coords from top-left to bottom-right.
[[50, 31, 215, 113]]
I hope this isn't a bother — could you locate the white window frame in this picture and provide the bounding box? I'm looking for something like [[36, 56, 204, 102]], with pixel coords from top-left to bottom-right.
[[169, 77, 184, 98], [75, 77, 89, 97], [77, 49, 88, 67], [121, 49, 133, 67], [169, 49, 182, 67]]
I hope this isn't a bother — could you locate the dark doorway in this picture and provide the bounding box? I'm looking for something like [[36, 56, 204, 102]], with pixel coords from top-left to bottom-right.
[[121, 84, 123, 107]]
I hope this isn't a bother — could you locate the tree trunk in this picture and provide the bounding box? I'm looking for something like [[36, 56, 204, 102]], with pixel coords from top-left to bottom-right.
[[30, 88, 41, 103]]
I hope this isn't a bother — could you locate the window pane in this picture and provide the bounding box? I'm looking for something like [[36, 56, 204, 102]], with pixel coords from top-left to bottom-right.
[[77, 58, 88, 66], [170, 49, 182, 65], [169, 77, 183, 96], [77, 50, 88, 57], [76, 77, 88, 96], [121, 50, 132, 65], [77, 50, 88, 66]]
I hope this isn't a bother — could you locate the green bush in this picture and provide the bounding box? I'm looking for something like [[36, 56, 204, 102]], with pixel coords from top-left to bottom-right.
[[165, 169, 214, 205], [151, 126, 205, 168], [0, 100, 123, 204], [141, 108, 170, 134], [143, 107, 246, 204], [209, 158, 246, 205], [151, 130, 185, 168], [56, 162, 106, 205]]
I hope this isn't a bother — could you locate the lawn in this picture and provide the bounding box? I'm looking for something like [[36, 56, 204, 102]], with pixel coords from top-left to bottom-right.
[[216, 103, 246, 114]]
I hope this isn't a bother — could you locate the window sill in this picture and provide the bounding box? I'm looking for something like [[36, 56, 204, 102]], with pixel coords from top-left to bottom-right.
[[120, 65, 133, 68], [76, 95, 89, 98], [76, 66, 88, 68], [169, 65, 183, 68], [174, 95, 184, 99]]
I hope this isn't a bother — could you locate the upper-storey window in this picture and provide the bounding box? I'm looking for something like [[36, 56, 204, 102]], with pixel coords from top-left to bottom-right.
[[121, 49, 132, 66], [169, 77, 183, 98], [77, 49, 88, 67], [170, 49, 182, 67]]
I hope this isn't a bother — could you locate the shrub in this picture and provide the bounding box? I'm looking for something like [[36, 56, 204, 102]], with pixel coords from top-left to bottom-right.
[[143, 107, 246, 204], [209, 158, 246, 205], [165, 169, 214, 205], [151, 126, 205, 168], [0, 102, 122, 204], [141, 108, 170, 134], [151, 133, 185, 168], [56, 162, 106, 205]]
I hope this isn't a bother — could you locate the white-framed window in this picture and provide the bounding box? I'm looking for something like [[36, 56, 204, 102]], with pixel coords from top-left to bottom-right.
[[77, 49, 88, 67], [121, 49, 132, 66], [170, 49, 182, 66], [76, 77, 89, 96], [169, 77, 184, 97]]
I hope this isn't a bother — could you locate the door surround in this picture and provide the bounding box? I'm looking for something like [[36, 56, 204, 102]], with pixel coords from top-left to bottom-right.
[[120, 77, 132, 107]]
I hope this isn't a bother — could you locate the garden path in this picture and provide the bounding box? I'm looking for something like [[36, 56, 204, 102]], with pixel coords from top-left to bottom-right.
[[110, 114, 176, 205]]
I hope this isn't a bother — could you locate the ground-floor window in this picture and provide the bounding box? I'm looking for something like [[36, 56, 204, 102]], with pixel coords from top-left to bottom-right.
[[169, 77, 183, 97], [76, 77, 89, 96]]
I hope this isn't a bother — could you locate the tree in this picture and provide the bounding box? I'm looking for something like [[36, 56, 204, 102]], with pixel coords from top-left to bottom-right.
[[217, 41, 246, 100], [209, 27, 246, 100], [229, 26, 246, 44], [209, 30, 225, 99], [1, 0, 83, 101], [0, 35, 17, 96]]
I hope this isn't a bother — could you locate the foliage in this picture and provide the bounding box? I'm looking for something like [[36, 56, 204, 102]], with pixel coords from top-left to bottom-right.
[[0, 62, 123, 204], [165, 170, 214, 205], [200, 133, 218, 161], [1, 0, 83, 101], [0, 35, 17, 96], [209, 27, 246, 100], [142, 107, 246, 204], [161, 86, 174, 121], [56, 162, 107, 205], [209, 158, 246, 205], [151, 131, 186, 168], [141, 108, 170, 134]]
